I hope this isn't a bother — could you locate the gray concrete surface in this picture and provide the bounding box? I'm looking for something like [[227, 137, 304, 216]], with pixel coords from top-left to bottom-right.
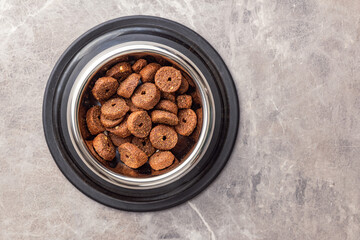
[[1, 0, 360, 239]]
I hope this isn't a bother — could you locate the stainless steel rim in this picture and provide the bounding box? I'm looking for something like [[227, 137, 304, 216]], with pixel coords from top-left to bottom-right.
[[67, 41, 215, 189]]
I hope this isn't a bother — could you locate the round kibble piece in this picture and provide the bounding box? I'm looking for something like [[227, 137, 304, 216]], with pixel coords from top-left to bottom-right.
[[117, 73, 140, 98], [175, 109, 197, 136], [177, 95, 192, 109], [109, 133, 132, 147], [132, 137, 156, 157], [106, 62, 132, 81], [161, 92, 176, 102], [92, 77, 119, 101], [132, 59, 147, 73], [101, 98, 129, 120], [85, 140, 110, 166], [151, 110, 179, 126], [127, 111, 152, 138], [152, 158, 179, 175], [155, 100, 178, 114], [91, 77, 119, 101], [93, 133, 116, 161], [125, 98, 142, 112], [100, 114, 124, 128], [149, 151, 175, 170], [190, 91, 201, 105], [177, 76, 189, 94], [150, 125, 178, 150], [191, 108, 203, 141], [140, 63, 161, 82], [183, 72, 196, 87], [118, 143, 148, 169], [131, 83, 160, 110], [154, 66, 182, 93], [86, 106, 105, 135], [106, 116, 131, 138]]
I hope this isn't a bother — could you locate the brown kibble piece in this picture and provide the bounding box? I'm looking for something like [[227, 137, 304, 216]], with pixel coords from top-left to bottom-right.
[[155, 100, 178, 114], [175, 109, 197, 136], [85, 140, 110, 166], [109, 133, 132, 147], [101, 98, 129, 120], [190, 91, 201, 105], [150, 125, 178, 150], [140, 63, 161, 83], [151, 110, 179, 126], [125, 98, 142, 112], [132, 137, 156, 157], [152, 158, 180, 175], [127, 111, 152, 138], [155, 55, 169, 66], [118, 143, 148, 169], [132, 59, 147, 73], [106, 116, 131, 138], [154, 66, 182, 93], [183, 72, 196, 87], [98, 56, 129, 75], [131, 83, 160, 110], [149, 151, 175, 170], [177, 76, 189, 94], [93, 133, 116, 161], [161, 92, 176, 102], [191, 108, 203, 141], [117, 73, 140, 98], [79, 105, 91, 139], [100, 114, 124, 128], [106, 62, 132, 81], [91, 77, 119, 101], [86, 106, 105, 135], [177, 95, 192, 109]]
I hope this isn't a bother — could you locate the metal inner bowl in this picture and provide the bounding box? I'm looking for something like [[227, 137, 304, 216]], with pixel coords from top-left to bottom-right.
[[67, 42, 215, 189]]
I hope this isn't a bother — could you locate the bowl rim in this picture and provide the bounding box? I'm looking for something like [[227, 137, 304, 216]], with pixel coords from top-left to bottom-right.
[[67, 41, 216, 189]]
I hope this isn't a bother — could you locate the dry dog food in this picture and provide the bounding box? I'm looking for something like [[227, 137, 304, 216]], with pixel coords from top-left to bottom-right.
[[101, 98, 129, 120], [140, 63, 161, 82], [106, 115, 131, 138], [132, 59, 147, 73], [175, 109, 197, 136], [149, 151, 175, 170], [155, 100, 178, 114], [84, 54, 202, 173], [92, 77, 119, 101], [151, 110, 179, 126], [177, 76, 189, 94], [154, 66, 182, 93], [118, 143, 148, 169], [125, 98, 142, 112], [93, 133, 116, 161], [161, 92, 176, 102], [177, 95, 192, 109], [127, 111, 152, 138], [106, 62, 132, 81], [132, 137, 155, 157], [117, 73, 140, 98], [100, 114, 124, 128], [191, 108, 203, 141], [149, 125, 178, 150], [109, 133, 132, 147], [86, 106, 105, 135], [131, 82, 161, 110]]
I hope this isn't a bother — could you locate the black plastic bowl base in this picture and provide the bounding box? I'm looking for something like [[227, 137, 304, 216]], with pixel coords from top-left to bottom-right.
[[43, 16, 239, 212]]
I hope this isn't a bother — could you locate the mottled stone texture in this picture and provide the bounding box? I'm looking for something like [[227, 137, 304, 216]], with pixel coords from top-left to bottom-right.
[[1, 0, 360, 239]]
